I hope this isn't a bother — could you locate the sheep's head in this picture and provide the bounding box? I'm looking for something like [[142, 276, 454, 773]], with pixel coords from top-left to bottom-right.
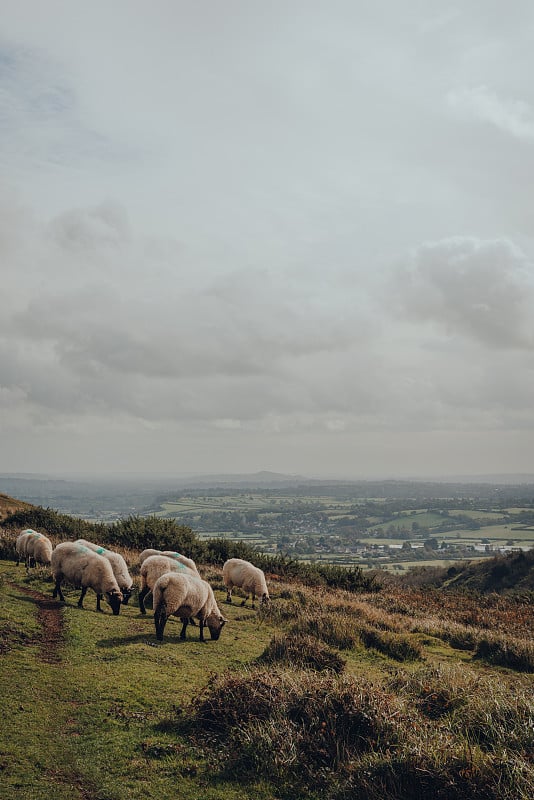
[[106, 589, 123, 615], [207, 614, 227, 641], [261, 592, 271, 607], [121, 585, 133, 605]]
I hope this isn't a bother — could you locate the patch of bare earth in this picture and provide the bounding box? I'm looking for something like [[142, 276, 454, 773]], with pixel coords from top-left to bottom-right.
[[8, 582, 64, 663]]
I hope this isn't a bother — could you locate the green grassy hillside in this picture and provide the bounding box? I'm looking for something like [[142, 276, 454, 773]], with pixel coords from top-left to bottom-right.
[[1, 528, 533, 799]]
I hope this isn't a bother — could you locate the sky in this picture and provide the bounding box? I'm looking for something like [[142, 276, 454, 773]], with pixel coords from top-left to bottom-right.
[[2, 1, 534, 480]]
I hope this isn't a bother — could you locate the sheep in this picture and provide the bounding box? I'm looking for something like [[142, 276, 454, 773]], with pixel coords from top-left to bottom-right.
[[24, 530, 53, 569], [15, 529, 53, 570], [138, 554, 198, 614], [75, 539, 134, 604], [51, 542, 123, 614], [138, 548, 199, 574], [222, 558, 270, 608], [15, 529, 34, 567], [153, 572, 227, 642]]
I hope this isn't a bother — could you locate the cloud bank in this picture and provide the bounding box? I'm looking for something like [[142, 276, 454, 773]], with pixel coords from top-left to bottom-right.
[[2, 1, 534, 476]]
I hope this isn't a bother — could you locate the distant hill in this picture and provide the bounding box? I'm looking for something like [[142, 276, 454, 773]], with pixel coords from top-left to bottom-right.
[[444, 549, 534, 593], [0, 493, 34, 523]]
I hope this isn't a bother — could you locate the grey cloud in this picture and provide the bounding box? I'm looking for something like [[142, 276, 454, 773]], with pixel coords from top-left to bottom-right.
[[391, 237, 534, 349], [448, 86, 534, 140], [49, 203, 131, 251]]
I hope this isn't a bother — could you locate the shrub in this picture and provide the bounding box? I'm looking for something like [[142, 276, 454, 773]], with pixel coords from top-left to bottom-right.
[[1, 507, 103, 538]]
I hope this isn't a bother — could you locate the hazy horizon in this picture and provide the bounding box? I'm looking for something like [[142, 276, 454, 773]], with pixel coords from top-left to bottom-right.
[[2, 2, 534, 478], [3, 468, 534, 487]]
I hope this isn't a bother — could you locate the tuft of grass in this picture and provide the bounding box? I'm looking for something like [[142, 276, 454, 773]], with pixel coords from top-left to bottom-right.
[[258, 632, 346, 673], [359, 625, 425, 662], [189, 668, 404, 792], [290, 610, 359, 650], [474, 633, 534, 672]]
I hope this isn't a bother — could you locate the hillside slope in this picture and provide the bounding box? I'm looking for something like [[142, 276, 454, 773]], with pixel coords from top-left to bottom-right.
[[0, 493, 34, 522], [444, 548, 534, 593]]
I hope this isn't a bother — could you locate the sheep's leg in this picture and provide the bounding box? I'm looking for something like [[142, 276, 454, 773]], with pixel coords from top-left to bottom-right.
[[199, 619, 205, 642], [53, 578, 65, 602], [138, 586, 150, 614], [78, 587, 88, 608], [179, 619, 189, 640], [154, 607, 167, 641], [251, 593, 256, 609], [240, 594, 249, 607], [95, 593, 104, 612], [225, 586, 233, 604]]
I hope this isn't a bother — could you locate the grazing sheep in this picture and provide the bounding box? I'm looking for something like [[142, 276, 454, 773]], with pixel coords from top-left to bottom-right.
[[24, 530, 53, 569], [138, 548, 199, 574], [138, 554, 198, 614], [75, 539, 134, 604], [15, 529, 34, 567], [153, 572, 227, 642], [51, 542, 123, 614], [223, 558, 270, 608], [15, 529, 52, 570]]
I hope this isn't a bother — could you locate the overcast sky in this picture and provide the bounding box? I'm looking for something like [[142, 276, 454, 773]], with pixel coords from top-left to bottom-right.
[[2, 1, 534, 479]]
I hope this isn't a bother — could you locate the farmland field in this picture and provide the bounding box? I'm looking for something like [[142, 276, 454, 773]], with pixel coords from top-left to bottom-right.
[[149, 490, 534, 570]]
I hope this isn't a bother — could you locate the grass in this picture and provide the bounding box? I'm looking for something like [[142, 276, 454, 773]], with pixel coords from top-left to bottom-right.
[[0, 560, 275, 800], [2, 548, 534, 799]]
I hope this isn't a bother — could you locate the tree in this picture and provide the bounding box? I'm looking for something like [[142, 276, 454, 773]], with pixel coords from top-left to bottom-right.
[[424, 538, 439, 551]]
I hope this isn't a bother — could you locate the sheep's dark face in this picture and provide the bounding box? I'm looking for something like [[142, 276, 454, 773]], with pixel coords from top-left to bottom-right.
[[261, 593, 271, 607], [121, 586, 133, 605], [107, 590, 123, 615], [208, 615, 227, 641]]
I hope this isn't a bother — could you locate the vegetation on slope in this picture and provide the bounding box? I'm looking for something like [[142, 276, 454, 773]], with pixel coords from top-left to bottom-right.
[[1, 501, 534, 797], [0, 493, 33, 522]]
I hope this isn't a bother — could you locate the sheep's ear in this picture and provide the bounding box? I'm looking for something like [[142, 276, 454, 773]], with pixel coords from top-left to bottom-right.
[[220, 616, 228, 624]]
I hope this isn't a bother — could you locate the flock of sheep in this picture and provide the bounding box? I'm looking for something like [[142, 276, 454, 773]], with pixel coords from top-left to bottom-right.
[[14, 529, 270, 642]]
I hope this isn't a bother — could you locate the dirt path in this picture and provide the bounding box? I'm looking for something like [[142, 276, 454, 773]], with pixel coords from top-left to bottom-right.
[[8, 582, 64, 663]]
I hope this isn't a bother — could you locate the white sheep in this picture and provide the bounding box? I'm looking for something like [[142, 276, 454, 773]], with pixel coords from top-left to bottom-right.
[[222, 558, 270, 608], [24, 530, 53, 569], [75, 539, 134, 604], [153, 572, 227, 642], [15, 529, 34, 567], [138, 554, 198, 614], [15, 529, 53, 570], [51, 541, 123, 614], [138, 548, 199, 574]]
